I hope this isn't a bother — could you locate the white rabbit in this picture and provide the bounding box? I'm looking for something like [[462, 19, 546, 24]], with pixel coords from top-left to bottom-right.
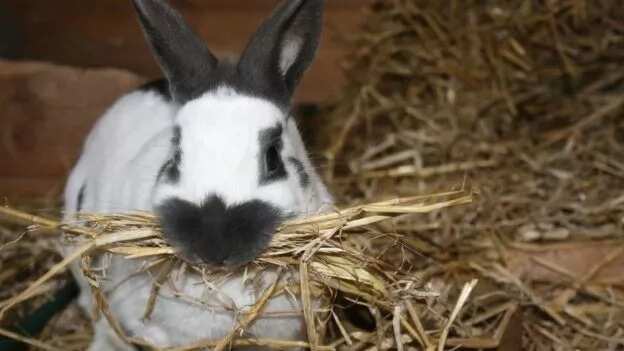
[[62, 0, 332, 349]]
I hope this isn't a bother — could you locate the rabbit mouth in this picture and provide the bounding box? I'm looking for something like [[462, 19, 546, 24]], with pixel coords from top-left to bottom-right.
[[156, 195, 283, 267]]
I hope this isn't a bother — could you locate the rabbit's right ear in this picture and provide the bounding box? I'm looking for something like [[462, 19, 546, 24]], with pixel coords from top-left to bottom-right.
[[238, 0, 323, 106], [132, 0, 218, 103]]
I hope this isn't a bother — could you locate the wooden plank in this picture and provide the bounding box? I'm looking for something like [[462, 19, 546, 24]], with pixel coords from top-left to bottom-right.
[[0, 60, 144, 199]]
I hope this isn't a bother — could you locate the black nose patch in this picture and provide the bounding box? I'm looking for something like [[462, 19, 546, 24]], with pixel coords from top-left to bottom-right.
[[156, 195, 282, 266]]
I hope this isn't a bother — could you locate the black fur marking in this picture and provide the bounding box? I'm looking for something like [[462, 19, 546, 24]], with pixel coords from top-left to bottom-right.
[[157, 126, 182, 183], [156, 195, 283, 266], [76, 184, 86, 212], [138, 79, 171, 100], [259, 124, 287, 185], [288, 157, 310, 187]]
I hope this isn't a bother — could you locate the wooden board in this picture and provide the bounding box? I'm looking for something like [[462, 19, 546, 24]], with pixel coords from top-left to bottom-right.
[[0, 60, 144, 199]]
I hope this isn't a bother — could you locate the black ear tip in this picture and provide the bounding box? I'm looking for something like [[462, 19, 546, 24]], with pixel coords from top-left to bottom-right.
[[131, 0, 167, 13], [130, 0, 142, 12], [131, 0, 154, 19], [304, 0, 324, 9], [294, 0, 325, 12], [132, 0, 179, 23], [131, 0, 149, 10]]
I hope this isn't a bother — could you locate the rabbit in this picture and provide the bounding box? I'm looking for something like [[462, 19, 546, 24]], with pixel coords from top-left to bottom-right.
[[61, 0, 333, 349]]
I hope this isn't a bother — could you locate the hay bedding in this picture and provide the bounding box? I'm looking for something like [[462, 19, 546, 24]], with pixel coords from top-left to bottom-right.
[[320, 0, 624, 349], [0, 191, 474, 351], [1, 0, 624, 350]]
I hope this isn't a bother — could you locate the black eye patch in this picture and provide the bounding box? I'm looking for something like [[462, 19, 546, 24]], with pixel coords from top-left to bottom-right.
[[157, 126, 182, 183], [259, 124, 287, 184]]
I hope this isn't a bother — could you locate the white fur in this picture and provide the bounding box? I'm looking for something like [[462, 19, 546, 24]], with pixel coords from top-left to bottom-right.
[[63, 86, 332, 349], [152, 87, 329, 214]]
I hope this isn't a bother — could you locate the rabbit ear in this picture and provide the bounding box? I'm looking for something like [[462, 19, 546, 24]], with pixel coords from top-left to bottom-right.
[[132, 0, 217, 103], [238, 0, 323, 105]]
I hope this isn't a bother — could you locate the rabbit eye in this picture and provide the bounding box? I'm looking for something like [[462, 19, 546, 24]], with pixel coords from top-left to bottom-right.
[[259, 124, 287, 184], [264, 144, 285, 178]]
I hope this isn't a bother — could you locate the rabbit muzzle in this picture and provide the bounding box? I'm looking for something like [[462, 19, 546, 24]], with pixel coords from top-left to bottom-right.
[[156, 194, 282, 267]]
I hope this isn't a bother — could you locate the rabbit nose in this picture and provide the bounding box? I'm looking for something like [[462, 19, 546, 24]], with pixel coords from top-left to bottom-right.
[[156, 194, 282, 267]]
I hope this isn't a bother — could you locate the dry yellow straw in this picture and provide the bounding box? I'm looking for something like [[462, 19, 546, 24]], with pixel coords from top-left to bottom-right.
[[0, 189, 474, 350]]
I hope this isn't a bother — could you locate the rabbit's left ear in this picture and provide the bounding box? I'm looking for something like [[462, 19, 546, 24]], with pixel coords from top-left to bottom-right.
[[238, 0, 324, 105], [132, 0, 218, 103]]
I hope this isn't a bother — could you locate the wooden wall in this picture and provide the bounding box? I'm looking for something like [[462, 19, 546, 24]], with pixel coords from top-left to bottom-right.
[[0, 1, 368, 200], [0, 61, 144, 199], [3, 0, 368, 102]]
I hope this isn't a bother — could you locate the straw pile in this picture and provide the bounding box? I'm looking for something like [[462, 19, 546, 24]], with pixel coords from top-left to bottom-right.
[[318, 0, 624, 349], [0, 201, 91, 351], [2, 0, 624, 350], [1, 190, 473, 351]]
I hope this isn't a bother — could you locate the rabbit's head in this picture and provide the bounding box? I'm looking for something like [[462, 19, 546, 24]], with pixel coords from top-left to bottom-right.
[[132, 0, 331, 266]]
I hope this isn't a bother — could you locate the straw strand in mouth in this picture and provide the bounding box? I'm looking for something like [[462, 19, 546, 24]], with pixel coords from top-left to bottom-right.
[[0, 190, 473, 350]]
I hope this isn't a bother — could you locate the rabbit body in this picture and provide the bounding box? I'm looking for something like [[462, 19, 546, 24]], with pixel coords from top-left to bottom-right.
[[64, 81, 331, 351], [62, 0, 332, 349]]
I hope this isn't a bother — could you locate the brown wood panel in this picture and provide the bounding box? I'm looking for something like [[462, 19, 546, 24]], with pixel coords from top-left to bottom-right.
[[4, 0, 370, 102], [0, 60, 144, 199]]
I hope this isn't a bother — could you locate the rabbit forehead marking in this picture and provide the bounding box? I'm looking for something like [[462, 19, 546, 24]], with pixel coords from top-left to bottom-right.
[[177, 86, 286, 130], [154, 87, 295, 206]]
